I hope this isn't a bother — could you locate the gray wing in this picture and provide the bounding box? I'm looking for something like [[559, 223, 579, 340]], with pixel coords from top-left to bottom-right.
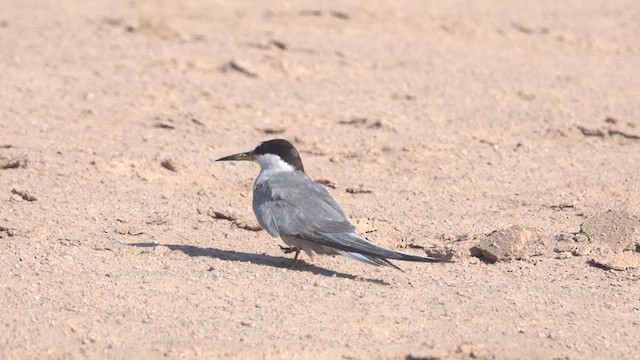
[[252, 171, 355, 238], [253, 171, 449, 266]]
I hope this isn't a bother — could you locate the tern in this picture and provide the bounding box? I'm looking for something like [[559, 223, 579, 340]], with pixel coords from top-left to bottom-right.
[[216, 139, 449, 270]]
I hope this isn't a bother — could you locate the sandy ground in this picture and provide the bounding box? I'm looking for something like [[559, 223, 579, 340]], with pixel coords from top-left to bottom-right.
[[1, 0, 639, 359]]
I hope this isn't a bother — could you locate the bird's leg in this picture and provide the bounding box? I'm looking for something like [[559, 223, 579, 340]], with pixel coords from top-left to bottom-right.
[[291, 248, 301, 267], [279, 246, 302, 267]]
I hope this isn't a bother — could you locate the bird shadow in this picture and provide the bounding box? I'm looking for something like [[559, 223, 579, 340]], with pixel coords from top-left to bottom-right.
[[129, 242, 390, 285]]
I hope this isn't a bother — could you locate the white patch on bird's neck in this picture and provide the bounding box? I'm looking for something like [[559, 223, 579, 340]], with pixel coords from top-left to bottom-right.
[[255, 154, 295, 183]]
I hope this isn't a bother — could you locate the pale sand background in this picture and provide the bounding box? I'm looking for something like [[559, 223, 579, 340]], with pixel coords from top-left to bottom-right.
[[1, 1, 639, 358]]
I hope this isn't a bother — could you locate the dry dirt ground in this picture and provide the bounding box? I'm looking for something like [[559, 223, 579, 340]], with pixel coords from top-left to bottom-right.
[[1, 1, 639, 359]]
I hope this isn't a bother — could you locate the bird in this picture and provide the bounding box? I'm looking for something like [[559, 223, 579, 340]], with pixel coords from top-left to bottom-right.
[[216, 139, 450, 270]]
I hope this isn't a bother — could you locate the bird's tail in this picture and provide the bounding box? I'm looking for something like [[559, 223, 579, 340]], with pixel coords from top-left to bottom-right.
[[336, 250, 404, 271], [334, 240, 451, 272], [316, 232, 451, 270]]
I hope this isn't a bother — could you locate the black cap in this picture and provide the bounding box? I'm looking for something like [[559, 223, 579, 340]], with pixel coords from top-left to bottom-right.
[[254, 139, 305, 172]]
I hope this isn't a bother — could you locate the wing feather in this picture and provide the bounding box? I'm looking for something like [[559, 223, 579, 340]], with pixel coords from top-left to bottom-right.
[[253, 171, 448, 265], [253, 171, 354, 238]]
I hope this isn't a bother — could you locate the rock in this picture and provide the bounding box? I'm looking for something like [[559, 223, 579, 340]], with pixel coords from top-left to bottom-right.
[[406, 350, 444, 360], [160, 159, 179, 172], [471, 225, 549, 262], [555, 251, 573, 259], [456, 342, 492, 359], [11, 188, 37, 202], [589, 251, 640, 270], [579, 210, 639, 253], [114, 226, 144, 236]]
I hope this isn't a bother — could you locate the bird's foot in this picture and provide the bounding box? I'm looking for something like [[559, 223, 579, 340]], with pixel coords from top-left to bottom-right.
[[279, 246, 303, 267], [279, 245, 298, 254]]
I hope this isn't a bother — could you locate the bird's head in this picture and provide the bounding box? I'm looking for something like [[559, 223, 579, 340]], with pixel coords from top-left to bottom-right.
[[216, 139, 305, 173]]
